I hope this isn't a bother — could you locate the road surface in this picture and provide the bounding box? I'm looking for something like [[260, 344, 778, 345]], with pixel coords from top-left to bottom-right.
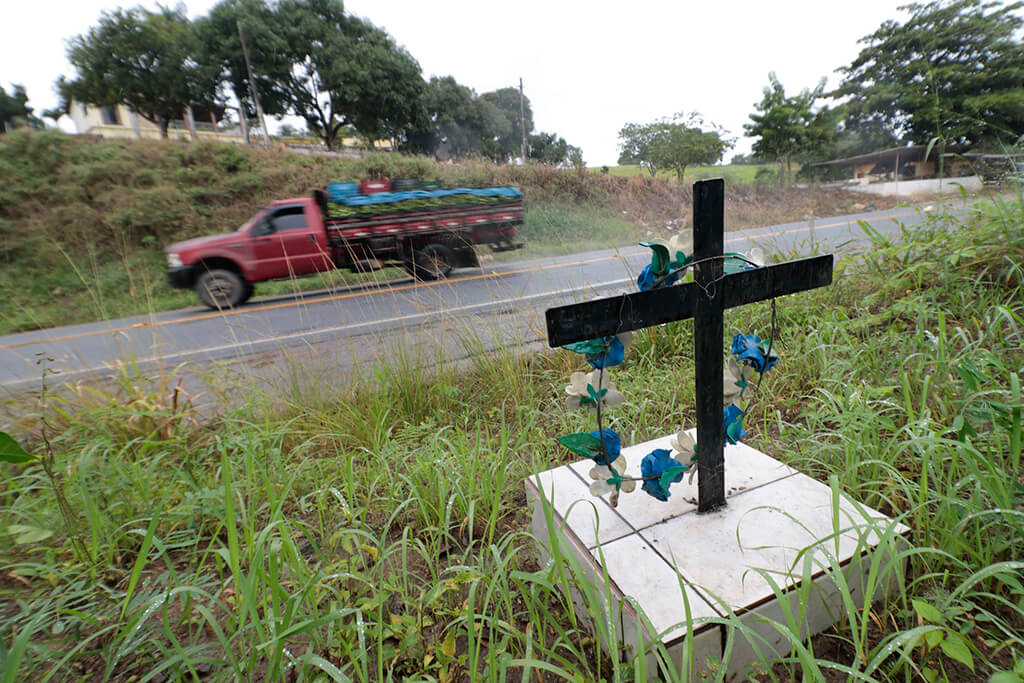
[[0, 201, 953, 422]]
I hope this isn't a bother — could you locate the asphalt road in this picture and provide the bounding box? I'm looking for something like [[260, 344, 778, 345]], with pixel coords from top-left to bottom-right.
[[0, 200, 953, 416]]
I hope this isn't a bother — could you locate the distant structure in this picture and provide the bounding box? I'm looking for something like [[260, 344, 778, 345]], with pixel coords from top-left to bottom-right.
[[67, 100, 243, 144], [811, 144, 984, 196], [65, 99, 391, 154]]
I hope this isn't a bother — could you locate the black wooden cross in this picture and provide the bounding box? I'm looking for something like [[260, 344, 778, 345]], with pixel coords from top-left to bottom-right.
[[545, 179, 833, 512]]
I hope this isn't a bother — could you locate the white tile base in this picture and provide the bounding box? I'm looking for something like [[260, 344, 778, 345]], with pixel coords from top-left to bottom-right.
[[525, 433, 909, 680]]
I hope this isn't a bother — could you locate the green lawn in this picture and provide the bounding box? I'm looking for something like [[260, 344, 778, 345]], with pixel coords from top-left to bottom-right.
[[595, 162, 794, 185]]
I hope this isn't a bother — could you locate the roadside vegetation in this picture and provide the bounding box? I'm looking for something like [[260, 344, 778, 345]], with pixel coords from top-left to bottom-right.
[[0, 130, 903, 335], [1, 185, 1022, 680]]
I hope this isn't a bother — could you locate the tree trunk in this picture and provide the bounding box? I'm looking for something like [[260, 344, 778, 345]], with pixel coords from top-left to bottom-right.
[[778, 159, 785, 186], [786, 155, 793, 186], [159, 116, 169, 139]]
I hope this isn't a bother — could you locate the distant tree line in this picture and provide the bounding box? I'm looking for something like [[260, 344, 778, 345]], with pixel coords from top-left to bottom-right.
[[621, 0, 1024, 185], [0, 85, 43, 132], [49, 0, 580, 164]]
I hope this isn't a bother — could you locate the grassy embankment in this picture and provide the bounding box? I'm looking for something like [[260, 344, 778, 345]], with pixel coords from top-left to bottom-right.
[[0, 130, 892, 335], [1, 183, 1022, 679]]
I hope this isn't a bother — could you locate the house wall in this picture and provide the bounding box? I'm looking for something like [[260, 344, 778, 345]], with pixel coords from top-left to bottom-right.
[[847, 176, 982, 196], [68, 100, 244, 144]]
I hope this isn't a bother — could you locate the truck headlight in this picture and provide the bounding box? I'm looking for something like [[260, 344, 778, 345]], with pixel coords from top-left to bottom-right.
[[167, 252, 183, 268]]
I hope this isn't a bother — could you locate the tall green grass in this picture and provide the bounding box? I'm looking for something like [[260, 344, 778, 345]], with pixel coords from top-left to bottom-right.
[[1, 185, 1022, 680]]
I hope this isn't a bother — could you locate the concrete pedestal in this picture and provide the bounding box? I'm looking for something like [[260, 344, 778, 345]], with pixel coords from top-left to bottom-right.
[[525, 433, 908, 680]]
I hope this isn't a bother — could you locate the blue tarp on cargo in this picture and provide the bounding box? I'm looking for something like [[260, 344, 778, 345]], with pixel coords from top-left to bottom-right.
[[328, 186, 522, 205]]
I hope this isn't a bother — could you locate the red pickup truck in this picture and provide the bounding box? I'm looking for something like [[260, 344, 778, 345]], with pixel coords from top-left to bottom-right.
[[166, 183, 523, 309]]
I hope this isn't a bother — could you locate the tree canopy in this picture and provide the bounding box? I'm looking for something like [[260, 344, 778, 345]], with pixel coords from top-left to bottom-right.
[[214, 0, 426, 150], [479, 87, 533, 162], [0, 85, 42, 132], [62, 7, 218, 138], [528, 131, 581, 166], [618, 114, 732, 179], [834, 0, 1024, 147], [194, 0, 292, 124], [745, 73, 833, 185]]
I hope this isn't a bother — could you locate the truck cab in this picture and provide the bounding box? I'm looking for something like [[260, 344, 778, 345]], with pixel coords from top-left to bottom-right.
[[167, 198, 331, 309]]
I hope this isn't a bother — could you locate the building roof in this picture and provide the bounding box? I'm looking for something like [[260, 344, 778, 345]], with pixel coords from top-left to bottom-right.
[[811, 144, 968, 168]]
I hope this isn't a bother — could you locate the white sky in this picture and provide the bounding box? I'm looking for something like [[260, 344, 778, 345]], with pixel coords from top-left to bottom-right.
[[3, 0, 922, 165]]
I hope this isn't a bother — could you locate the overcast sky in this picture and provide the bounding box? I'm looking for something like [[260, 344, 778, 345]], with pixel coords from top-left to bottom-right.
[[4, 0, 932, 165]]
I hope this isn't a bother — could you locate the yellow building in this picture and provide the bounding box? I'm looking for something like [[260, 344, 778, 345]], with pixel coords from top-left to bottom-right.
[[68, 100, 244, 144]]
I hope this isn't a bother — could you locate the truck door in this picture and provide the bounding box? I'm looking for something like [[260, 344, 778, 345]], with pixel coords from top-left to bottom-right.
[[249, 203, 332, 279]]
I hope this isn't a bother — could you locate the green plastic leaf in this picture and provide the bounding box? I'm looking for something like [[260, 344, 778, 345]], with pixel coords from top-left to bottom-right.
[[912, 599, 944, 624], [556, 433, 603, 460], [668, 252, 689, 271], [0, 431, 35, 464], [640, 241, 670, 275], [939, 632, 974, 671], [726, 420, 744, 444], [563, 339, 608, 355], [659, 465, 687, 490], [7, 524, 54, 544]]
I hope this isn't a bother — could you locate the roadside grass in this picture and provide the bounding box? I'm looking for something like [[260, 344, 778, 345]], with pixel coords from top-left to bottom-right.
[[2, 192, 1023, 680]]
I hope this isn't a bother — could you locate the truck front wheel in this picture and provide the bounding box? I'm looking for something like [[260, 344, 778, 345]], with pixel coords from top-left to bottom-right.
[[196, 269, 247, 309], [406, 243, 455, 281]]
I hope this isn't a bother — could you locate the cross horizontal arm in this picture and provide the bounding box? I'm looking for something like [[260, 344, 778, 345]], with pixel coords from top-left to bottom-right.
[[721, 254, 833, 309], [545, 254, 833, 347], [546, 284, 700, 347]]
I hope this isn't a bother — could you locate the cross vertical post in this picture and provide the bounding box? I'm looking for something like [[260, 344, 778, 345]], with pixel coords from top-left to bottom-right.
[[693, 179, 726, 512]]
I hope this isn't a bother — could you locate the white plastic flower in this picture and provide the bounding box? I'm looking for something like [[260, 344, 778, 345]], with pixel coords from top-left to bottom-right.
[[588, 456, 636, 497], [668, 232, 694, 262], [723, 359, 751, 406], [669, 429, 699, 484], [565, 370, 625, 411]]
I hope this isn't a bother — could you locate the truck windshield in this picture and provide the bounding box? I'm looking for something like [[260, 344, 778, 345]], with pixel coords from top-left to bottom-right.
[[240, 207, 269, 232]]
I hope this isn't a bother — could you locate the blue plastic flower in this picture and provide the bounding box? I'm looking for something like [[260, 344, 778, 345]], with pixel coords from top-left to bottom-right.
[[640, 448, 686, 501], [637, 264, 679, 292], [586, 334, 625, 369], [730, 333, 778, 373], [723, 405, 747, 444], [589, 428, 621, 466]]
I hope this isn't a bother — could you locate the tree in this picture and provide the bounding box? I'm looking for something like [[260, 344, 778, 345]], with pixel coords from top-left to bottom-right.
[[62, 7, 217, 139], [618, 114, 733, 179], [403, 76, 489, 158], [745, 73, 833, 185], [194, 0, 292, 125], [834, 0, 1024, 147], [617, 121, 663, 175], [648, 113, 734, 181], [270, 0, 426, 149], [528, 131, 579, 165], [0, 84, 42, 132], [479, 87, 533, 161]]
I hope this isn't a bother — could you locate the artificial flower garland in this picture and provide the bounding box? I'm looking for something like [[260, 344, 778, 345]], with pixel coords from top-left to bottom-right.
[[555, 234, 778, 507]]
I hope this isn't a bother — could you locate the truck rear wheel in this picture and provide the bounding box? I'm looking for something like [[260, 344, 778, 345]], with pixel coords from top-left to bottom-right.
[[196, 269, 246, 309], [406, 243, 455, 281]]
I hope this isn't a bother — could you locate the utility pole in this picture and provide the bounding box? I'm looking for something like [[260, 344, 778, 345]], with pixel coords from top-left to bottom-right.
[[519, 77, 528, 163], [237, 19, 271, 146]]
